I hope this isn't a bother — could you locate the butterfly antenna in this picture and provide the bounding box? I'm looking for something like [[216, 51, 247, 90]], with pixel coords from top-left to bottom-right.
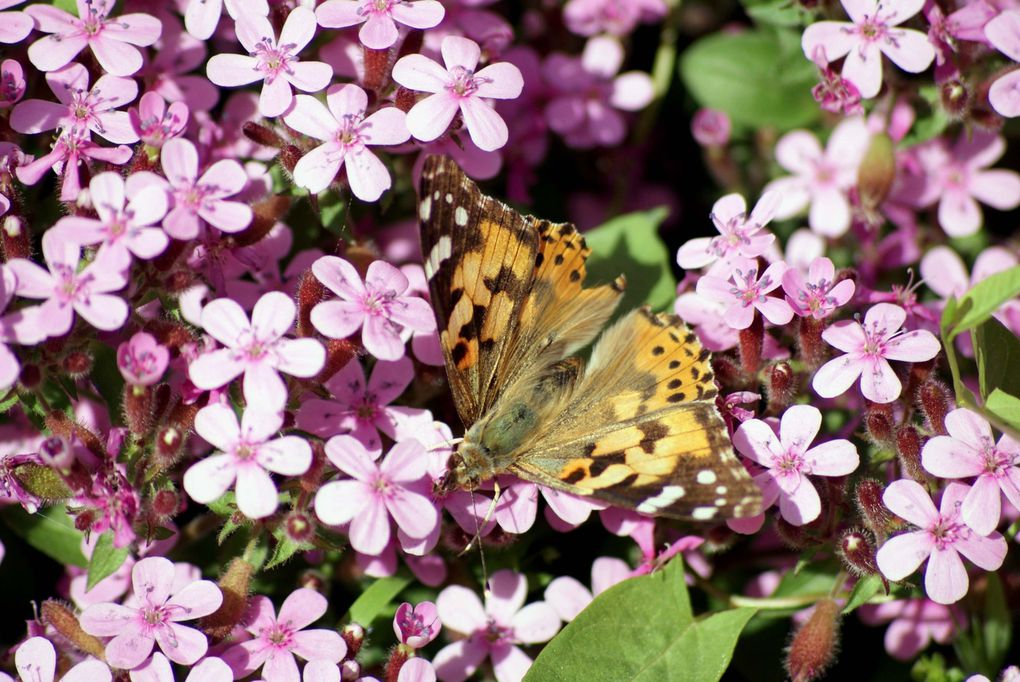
[[465, 488, 490, 596], [427, 437, 463, 452]]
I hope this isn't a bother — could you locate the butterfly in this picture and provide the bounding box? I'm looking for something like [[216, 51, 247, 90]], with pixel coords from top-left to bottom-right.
[[418, 156, 762, 521]]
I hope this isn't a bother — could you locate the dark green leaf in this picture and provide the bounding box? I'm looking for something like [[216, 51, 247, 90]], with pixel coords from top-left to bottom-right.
[[319, 189, 348, 235], [945, 266, 1020, 339], [973, 317, 1020, 402], [679, 29, 820, 130], [742, 0, 808, 27], [1, 505, 87, 567], [772, 562, 838, 599], [265, 534, 310, 570], [986, 389, 1020, 435], [526, 559, 755, 682], [842, 574, 883, 615], [584, 208, 676, 315], [347, 575, 412, 626], [86, 532, 130, 591], [91, 342, 125, 423]]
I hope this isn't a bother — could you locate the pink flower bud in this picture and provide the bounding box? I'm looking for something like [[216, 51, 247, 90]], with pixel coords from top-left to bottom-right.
[[394, 601, 441, 648], [117, 332, 169, 386], [691, 108, 731, 147]]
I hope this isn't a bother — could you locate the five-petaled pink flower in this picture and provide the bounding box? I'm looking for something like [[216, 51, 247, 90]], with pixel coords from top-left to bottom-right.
[[7, 231, 129, 338], [206, 7, 332, 118], [782, 256, 856, 319], [26, 0, 162, 77], [813, 302, 940, 404], [129, 91, 189, 148], [117, 332, 170, 386], [221, 588, 347, 681], [310, 256, 436, 361], [314, 435, 439, 556], [696, 258, 794, 330], [876, 480, 1007, 605], [52, 171, 169, 262], [432, 570, 561, 682], [986, 10, 1020, 118], [185, 0, 268, 41], [183, 402, 312, 519], [80, 556, 223, 669], [188, 291, 326, 411], [733, 405, 860, 525], [6, 637, 110, 682], [394, 601, 442, 648], [14, 127, 132, 201], [801, 0, 935, 99], [316, 0, 446, 50], [0, 0, 32, 45], [160, 137, 253, 239], [858, 598, 958, 662], [675, 191, 779, 274], [282, 84, 409, 199], [921, 408, 1020, 536], [393, 35, 524, 152]]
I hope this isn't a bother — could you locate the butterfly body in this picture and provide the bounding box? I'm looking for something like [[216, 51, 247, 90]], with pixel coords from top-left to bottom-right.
[[420, 156, 762, 521]]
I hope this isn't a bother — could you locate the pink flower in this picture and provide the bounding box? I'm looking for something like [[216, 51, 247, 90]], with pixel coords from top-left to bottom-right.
[[675, 191, 779, 273], [314, 436, 439, 555], [128, 653, 233, 682], [160, 137, 253, 239], [118, 332, 170, 386], [189, 291, 325, 411], [921, 408, 1020, 536], [696, 258, 794, 330], [0, 269, 21, 391], [52, 171, 169, 262], [185, 0, 268, 41], [858, 598, 958, 661], [296, 356, 427, 454], [763, 116, 870, 237], [80, 556, 223, 668], [808, 44, 863, 115], [782, 256, 856, 319], [129, 91, 189, 148], [490, 478, 606, 534], [986, 10, 1020, 117], [144, 19, 219, 113], [801, 0, 935, 99], [432, 570, 560, 682], [397, 659, 437, 682], [543, 35, 654, 148], [690, 108, 731, 147], [206, 7, 332, 118], [392, 35, 524, 151], [310, 256, 436, 361], [221, 589, 347, 681], [316, 0, 445, 50], [562, 0, 667, 36], [543, 557, 630, 622], [10, 637, 110, 682], [876, 480, 1007, 604], [14, 128, 132, 202], [813, 303, 940, 404], [7, 231, 129, 338], [0, 59, 25, 108], [0, 0, 32, 44], [183, 403, 311, 519], [733, 405, 859, 525], [282, 84, 409, 199], [26, 0, 162, 77], [395, 601, 442, 648], [10, 63, 138, 144]]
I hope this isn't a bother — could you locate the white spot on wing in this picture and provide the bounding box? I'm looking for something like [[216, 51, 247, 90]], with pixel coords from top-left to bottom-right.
[[445, 192, 453, 203], [455, 206, 469, 226], [636, 485, 685, 514], [419, 196, 432, 221], [425, 235, 451, 281], [692, 507, 716, 520], [696, 470, 717, 485]]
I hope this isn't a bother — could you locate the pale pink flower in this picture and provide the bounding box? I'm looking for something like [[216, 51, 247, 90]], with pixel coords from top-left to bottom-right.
[[185, 0, 269, 40], [543, 557, 630, 622], [14, 128, 132, 201], [206, 7, 332, 118], [392, 35, 524, 151], [813, 303, 940, 404], [876, 480, 1008, 605], [129, 91, 189, 148], [10, 62, 138, 144], [316, 0, 445, 50], [690, 108, 731, 147], [394, 601, 442, 648], [80, 556, 223, 669], [490, 478, 605, 534], [310, 256, 436, 361], [118, 332, 170, 386], [184, 402, 311, 519], [696, 258, 794, 330], [144, 18, 219, 113], [673, 289, 738, 352], [10, 637, 110, 682], [160, 137, 253, 239], [433, 570, 560, 682], [562, 0, 667, 36], [0, 59, 25, 108], [733, 405, 859, 525], [858, 598, 958, 661], [221, 589, 347, 682], [7, 231, 129, 338], [920, 246, 1019, 304], [52, 171, 169, 262], [0, 0, 31, 44], [808, 44, 863, 115], [297, 356, 428, 454], [675, 191, 779, 273], [986, 10, 1020, 117], [398, 659, 437, 682], [801, 0, 935, 99], [314, 436, 439, 555], [282, 84, 409, 199], [189, 291, 325, 411], [763, 116, 870, 237], [782, 256, 856, 319], [128, 653, 233, 682], [921, 408, 1020, 536], [26, 0, 162, 76]]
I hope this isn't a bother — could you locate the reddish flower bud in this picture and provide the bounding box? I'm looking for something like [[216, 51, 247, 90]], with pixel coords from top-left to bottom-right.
[[201, 557, 254, 640], [384, 646, 410, 682], [395, 86, 417, 113], [242, 121, 285, 149], [738, 315, 764, 375], [152, 488, 179, 518], [918, 378, 952, 435], [786, 599, 841, 682], [363, 46, 391, 93], [940, 78, 969, 118], [285, 511, 315, 544], [691, 108, 731, 147], [343, 622, 366, 658], [341, 660, 361, 680], [895, 425, 925, 481], [775, 517, 811, 549], [798, 316, 827, 369], [838, 528, 878, 576], [233, 195, 291, 247], [41, 600, 106, 660], [863, 402, 895, 446], [710, 354, 741, 388], [19, 362, 41, 389], [74, 508, 97, 533], [855, 478, 895, 537], [280, 144, 303, 174], [317, 338, 358, 383], [155, 426, 183, 462], [2, 214, 30, 260], [766, 361, 796, 414], [61, 351, 93, 377], [153, 238, 189, 272], [297, 269, 327, 337]]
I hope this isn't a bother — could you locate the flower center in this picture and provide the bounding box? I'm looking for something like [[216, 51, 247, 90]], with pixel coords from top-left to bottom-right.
[[482, 620, 513, 645], [263, 623, 296, 649], [857, 16, 887, 43], [775, 448, 806, 475], [53, 263, 89, 304], [448, 66, 480, 98], [142, 604, 169, 628], [363, 0, 396, 15], [253, 39, 295, 81], [980, 442, 1012, 477], [929, 514, 963, 550], [363, 290, 395, 316], [336, 113, 366, 148], [235, 442, 258, 460], [730, 266, 768, 307]]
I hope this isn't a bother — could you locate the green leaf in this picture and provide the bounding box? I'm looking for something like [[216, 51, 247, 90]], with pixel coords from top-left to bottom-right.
[[53, 0, 77, 13], [0, 392, 20, 413], [584, 208, 676, 315], [91, 342, 125, 423], [944, 266, 1020, 339], [319, 189, 348, 235], [264, 533, 311, 570], [842, 574, 884, 615], [985, 389, 1020, 435], [679, 29, 820, 130], [86, 532, 130, 591], [982, 573, 1011, 672], [741, 0, 809, 27], [526, 559, 755, 682], [772, 563, 838, 599], [347, 575, 412, 626], [973, 317, 1020, 402], [1, 505, 87, 568]]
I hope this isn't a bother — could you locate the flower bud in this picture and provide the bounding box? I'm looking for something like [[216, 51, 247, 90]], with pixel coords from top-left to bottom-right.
[[710, 354, 741, 387], [691, 108, 731, 148], [395, 86, 417, 113], [856, 132, 896, 212], [61, 351, 92, 377], [797, 316, 827, 369], [971, 77, 1005, 131], [201, 557, 254, 639], [939, 78, 969, 118], [155, 426, 183, 462], [855, 478, 895, 537], [775, 517, 811, 550], [863, 402, 894, 446], [152, 488, 179, 518], [363, 47, 391, 92], [918, 378, 951, 435], [838, 528, 878, 576], [19, 362, 41, 389], [40, 600, 107, 660], [280, 144, 303, 174], [738, 315, 764, 375], [785, 599, 841, 682], [895, 425, 924, 481], [342, 622, 366, 658], [766, 361, 795, 414], [317, 338, 357, 383], [233, 195, 291, 247], [124, 384, 154, 436], [341, 660, 361, 680], [242, 121, 285, 148], [297, 269, 327, 337], [285, 511, 315, 544], [385, 647, 410, 682], [2, 214, 30, 260]]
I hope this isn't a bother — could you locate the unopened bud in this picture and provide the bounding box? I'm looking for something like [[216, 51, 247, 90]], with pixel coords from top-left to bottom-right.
[[395, 86, 417, 113], [156, 426, 183, 461], [152, 488, 179, 517], [342, 622, 366, 658], [363, 47, 391, 92], [775, 517, 811, 550], [62, 351, 92, 377], [201, 558, 254, 639], [233, 195, 291, 247], [286, 511, 315, 544], [2, 214, 30, 260], [838, 528, 878, 576], [797, 316, 827, 369], [766, 361, 795, 414], [41, 600, 106, 660], [738, 315, 764, 375], [317, 338, 357, 383], [855, 479, 894, 537], [940, 79, 969, 118], [19, 362, 41, 389], [298, 569, 327, 593], [280, 144, 303, 174], [341, 660, 361, 680], [786, 599, 841, 682], [918, 379, 951, 435], [297, 269, 327, 336], [864, 403, 894, 446], [710, 354, 741, 387], [385, 647, 410, 682], [856, 133, 896, 211], [691, 108, 731, 148], [895, 425, 924, 481], [242, 121, 285, 148], [74, 509, 97, 533]]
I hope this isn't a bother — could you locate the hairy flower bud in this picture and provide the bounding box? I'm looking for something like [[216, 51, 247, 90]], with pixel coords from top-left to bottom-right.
[[41, 600, 107, 661], [155, 426, 183, 463], [775, 517, 811, 549], [297, 269, 327, 337], [201, 557, 254, 639], [940, 78, 969, 118], [233, 195, 291, 248], [317, 338, 358, 383], [385, 647, 410, 682], [280, 144, 303, 174], [2, 214, 31, 260], [798, 316, 827, 369], [895, 425, 925, 481], [766, 361, 796, 414], [855, 478, 895, 537], [343, 622, 366, 658], [738, 315, 764, 375], [838, 528, 878, 576], [151, 488, 179, 518], [856, 133, 895, 211], [242, 121, 285, 148], [19, 362, 41, 389], [786, 599, 841, 682], [395, 86, 417, 113], [918, 378, 952, 435], [61, 351, 93, 377], [863, 402, 895, 446], [341, 659, 361, 680], [285, 511, 315, 544], [364, 47, 391, 93]]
